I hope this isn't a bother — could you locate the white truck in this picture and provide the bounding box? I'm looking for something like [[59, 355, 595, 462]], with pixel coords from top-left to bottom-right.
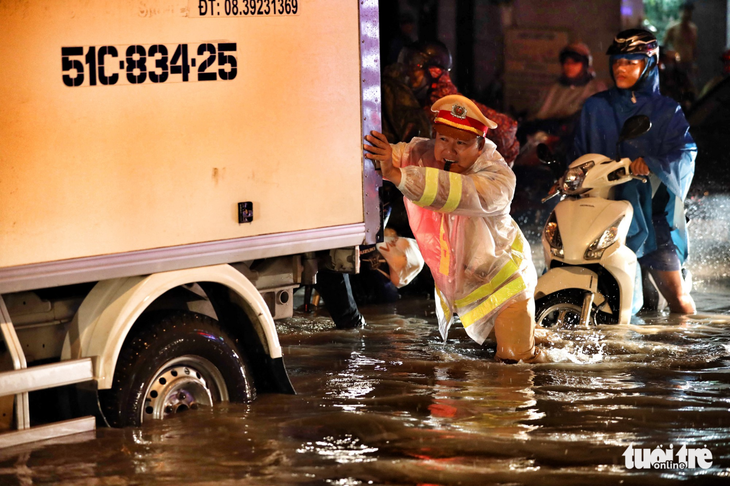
[[0, 0, 382, 447]]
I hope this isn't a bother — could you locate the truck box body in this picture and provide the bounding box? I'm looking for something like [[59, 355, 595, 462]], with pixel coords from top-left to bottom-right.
[[0, 0, 380, 290]]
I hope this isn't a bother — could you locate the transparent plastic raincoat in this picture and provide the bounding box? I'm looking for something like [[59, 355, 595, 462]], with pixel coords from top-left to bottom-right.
[[393, 137, 537, 344]]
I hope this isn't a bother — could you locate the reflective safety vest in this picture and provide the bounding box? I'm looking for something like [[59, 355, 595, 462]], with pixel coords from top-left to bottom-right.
[[435, 228, 533, 343], [393, 137, 537, 344]]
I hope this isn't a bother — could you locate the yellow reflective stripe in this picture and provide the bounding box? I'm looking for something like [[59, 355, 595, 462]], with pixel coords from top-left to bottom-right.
[[460, 276, 527, 328], [455, 260, 518, 307], [512, 229, 524, 253], [415, 167, 439, 207], [439, 218, 450, 275], [440, 172, 462, 213], [454, 232, 525, 307], [436, 287, 452, 320]]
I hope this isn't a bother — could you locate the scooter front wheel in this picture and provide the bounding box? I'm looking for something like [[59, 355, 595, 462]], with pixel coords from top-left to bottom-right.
[[535, 290, 595, 329]]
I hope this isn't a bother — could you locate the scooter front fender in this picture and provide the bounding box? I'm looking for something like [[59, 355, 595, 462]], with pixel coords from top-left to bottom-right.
[[599, 244, 637, 324], [535, 266, 599, 300]]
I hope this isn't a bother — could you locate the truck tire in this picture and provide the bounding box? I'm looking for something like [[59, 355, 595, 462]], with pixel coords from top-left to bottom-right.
[[535, 290, 593, 329], [99, 310, 255, 427]]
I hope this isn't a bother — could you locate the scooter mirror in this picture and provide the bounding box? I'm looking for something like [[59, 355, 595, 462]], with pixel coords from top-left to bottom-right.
[[537, 143, 565, 180], [537, 143, 555, 163], [618, 115, 652, 143]]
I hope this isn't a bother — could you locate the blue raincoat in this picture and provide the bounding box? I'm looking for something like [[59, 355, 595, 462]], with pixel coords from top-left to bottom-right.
[[571, 55, 696, 264]]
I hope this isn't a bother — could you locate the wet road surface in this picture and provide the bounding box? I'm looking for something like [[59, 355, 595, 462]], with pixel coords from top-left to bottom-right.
[[1, 283, 730, 485]]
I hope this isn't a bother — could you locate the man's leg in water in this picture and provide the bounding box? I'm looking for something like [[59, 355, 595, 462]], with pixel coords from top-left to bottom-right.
[[315, 268, 367, 329], [493, 297, 548, 363]]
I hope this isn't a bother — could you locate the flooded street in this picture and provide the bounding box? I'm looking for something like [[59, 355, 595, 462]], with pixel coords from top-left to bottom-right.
[[2, 192, 727, 486], [4, 1, 730, 484], [2, 282, 730, 485], [2, 199, 730, 485]]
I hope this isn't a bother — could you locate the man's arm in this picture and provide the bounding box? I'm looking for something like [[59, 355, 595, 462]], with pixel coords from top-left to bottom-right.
[[397, 162, 515, 217]]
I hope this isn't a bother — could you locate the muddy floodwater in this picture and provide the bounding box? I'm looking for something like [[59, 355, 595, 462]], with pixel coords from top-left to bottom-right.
[[2, 282, 730, 485]]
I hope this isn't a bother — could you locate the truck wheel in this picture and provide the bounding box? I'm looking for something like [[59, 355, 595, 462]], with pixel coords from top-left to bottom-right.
[[99, 311, 255, 427], [535, 290, 593, 329]]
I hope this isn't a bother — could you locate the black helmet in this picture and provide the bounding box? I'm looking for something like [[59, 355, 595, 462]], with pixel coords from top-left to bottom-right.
[[606, 29, 659, 63], [398, 40, 452, 71]]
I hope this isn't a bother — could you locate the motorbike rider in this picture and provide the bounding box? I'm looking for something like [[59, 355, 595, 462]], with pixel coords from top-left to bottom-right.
[[364, 95, 546, 363], [571, 29, 697, 314], [518, 42, 606, 152], [662, 1, 698, 100], [513, 43, 607, 226]]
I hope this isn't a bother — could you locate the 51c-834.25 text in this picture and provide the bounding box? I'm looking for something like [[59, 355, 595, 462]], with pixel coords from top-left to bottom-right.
[[61, 42, 238, 87]]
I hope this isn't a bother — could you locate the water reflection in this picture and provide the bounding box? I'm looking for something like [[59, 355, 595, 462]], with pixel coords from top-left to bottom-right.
[[0, 291, 729, 484], [327, 351, 381, 412]]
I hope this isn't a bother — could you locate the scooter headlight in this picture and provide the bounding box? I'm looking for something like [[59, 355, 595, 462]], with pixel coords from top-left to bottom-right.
[[544, 212, 564, 257], [561, 160, 595, 195], [585, 216, 625, 260]]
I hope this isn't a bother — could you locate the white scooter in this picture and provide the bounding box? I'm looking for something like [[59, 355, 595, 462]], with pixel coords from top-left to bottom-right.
[[533, 115, 651, 328]]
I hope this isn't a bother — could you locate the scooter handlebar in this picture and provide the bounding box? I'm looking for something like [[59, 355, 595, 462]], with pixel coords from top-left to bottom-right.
[[541, 182, 560, 203], [541, 192, 560, 204]]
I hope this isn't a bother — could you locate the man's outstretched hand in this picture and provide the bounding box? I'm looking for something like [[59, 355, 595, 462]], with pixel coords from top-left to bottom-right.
[[364, 131, 401, 186]]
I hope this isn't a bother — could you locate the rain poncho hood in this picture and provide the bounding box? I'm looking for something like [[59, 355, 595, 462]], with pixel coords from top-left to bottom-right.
[[571, 54, 696, 262], [393, 137, 537, 344]]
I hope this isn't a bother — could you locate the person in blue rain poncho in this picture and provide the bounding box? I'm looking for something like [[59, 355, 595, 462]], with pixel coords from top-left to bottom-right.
[[571, 29, 697, 314]]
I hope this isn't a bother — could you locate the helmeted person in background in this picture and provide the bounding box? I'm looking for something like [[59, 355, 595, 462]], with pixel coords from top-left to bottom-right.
[[571, 29, 697, 314], [397, 40, 520, 167], [364, 94, 546, 363], [516, 42, 607, 171], [530, 42, 607, 123], [663, 2, 698, 95], [381, 62, 432, 144]]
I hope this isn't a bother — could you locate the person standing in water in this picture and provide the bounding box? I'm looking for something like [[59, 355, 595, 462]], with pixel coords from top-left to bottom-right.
[[571, 29, 697, 314], [365, 94, 546, 363]]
